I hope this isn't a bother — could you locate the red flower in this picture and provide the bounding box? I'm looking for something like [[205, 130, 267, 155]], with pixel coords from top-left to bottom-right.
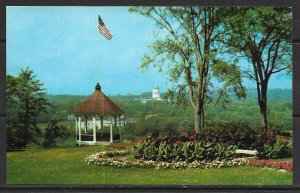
[[277, 135, 284, 140], [108, 143, 125, 149], [256, 134, 262, 138], [247, 160, 293, 172], [267, 130, 274, 136], [189, 136, 196, 142], [176, 140, 182, 145]]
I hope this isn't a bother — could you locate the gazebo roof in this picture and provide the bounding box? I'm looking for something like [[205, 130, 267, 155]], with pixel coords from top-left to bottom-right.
[[74, 83, 125, 116]]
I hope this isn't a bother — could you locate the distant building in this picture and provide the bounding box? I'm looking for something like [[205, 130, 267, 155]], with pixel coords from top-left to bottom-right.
[[137, 86, 163, 103], [152, 87, 162, 100]]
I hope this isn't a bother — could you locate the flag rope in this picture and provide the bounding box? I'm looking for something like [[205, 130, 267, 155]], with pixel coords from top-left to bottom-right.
[[97, 34, 99, 84]]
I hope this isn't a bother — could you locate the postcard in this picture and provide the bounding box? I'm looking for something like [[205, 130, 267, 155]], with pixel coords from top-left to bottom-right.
[[6, 6, 293, 185]]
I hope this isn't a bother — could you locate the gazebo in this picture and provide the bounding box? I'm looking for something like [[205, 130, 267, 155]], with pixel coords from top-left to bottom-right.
[[74, 83, 125, 145]]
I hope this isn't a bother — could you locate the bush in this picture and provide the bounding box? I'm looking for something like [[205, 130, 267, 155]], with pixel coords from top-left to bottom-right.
[[43, 119, 67, 147], [133, 139, 237, 162], [258, 135, 292, 159], [134, 129, 292, 160]]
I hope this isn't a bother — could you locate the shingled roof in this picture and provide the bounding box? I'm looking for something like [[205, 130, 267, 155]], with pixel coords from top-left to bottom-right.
[[74, 83, 125, 115]]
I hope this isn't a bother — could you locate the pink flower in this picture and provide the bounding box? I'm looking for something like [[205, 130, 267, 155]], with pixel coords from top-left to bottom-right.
[[189, 136, 196, 142], [267, 130, 274, 136]]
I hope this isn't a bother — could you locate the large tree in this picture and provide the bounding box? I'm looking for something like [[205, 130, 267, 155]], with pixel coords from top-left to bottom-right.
[[224, 8, 292, 131], [130, 7, 245, 133], [7, 67, 50, 148]]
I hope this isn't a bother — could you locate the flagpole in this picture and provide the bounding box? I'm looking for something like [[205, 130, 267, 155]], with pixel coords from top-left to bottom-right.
[[97, 34, 99, 84], [97, 12, 112, 85], [97, 15, 100, 84]]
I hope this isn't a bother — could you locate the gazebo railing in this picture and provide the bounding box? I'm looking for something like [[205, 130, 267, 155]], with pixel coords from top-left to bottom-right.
[[77, 133, 120, 142]]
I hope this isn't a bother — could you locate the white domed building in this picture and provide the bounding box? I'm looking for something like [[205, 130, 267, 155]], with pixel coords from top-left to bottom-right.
[[152, 87, 162, 100]]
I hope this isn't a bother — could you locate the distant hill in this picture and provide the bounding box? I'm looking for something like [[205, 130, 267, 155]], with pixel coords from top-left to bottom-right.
[[45, 88, 292, 103], [41, 88, 292, 129]]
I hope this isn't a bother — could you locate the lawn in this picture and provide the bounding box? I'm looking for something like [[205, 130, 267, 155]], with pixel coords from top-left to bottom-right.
[[7, 145, 292, 185]]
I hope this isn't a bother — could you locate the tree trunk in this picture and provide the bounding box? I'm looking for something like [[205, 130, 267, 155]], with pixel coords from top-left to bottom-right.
[[200, 107, 204, 129], [259, 100, 267, 131], [258, 82, 268, 131], [24, 97, 29, 145], [194, 102, 204, 133], [194, 109, 201, 134]]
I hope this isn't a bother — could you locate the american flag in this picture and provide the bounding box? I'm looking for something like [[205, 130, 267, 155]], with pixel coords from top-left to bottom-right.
[[98, 15, 112, 40]]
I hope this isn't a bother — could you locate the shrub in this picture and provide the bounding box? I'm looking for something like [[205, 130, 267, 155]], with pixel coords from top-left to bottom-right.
[[43, 119, 67, 147], [133, 139, 237, 162], [134, 130, 292, 160], [257, 135, 292, 159]]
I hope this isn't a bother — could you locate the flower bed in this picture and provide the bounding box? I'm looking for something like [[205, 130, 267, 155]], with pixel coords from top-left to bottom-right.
[[86, 150, 246, 169], [247, 159, 293, 172], [86, 150, 293, 172], [87, 150, 131, 158]]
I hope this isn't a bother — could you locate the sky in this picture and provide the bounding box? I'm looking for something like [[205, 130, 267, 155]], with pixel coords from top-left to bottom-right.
[[6, 7, 292, 95]]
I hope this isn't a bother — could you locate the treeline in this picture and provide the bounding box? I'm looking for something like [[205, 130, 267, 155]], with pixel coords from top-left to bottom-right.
[[6, 68, 291, 148], [42, 88, 292, 130]]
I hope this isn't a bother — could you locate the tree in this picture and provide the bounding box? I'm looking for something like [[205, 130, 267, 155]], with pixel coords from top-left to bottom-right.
[[43, 118, 66, 147], [129, 7, 245, 133], [225, 8, 292, 131], [6, 75, 23, 148], [6, 67, 51, 148]]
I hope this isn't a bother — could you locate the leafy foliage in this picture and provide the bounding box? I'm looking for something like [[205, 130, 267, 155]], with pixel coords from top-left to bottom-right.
[[7, 67, 51, 149], [259, 135, 292, 159], [129, 7, 246, 132], [224, 7, 292, 130], [43, 118, 67, 147], [133, 138, 237, 162], [133, 127, 292, 161]]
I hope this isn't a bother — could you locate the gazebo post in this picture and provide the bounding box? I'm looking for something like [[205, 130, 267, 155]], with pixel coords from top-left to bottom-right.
[[118, 115, 121, 140], [78, 116, 82, 145], [114, 115, 117, 126], [75, 116, 78, 141], [123, 115, 126, 127], [84, 115, 88, 133], [100, 116, 104, 130], [100, 115, 104, 137], [93, 116, 96, 143], [118, 115, 121, 127], [110, 120, 113, 143]]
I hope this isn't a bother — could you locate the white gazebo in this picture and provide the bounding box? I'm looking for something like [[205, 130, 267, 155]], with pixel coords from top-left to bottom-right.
[[74, 83, 125, 145]]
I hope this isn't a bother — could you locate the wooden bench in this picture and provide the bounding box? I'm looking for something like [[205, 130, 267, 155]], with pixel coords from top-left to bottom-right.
[[235, 149, 257, 156]]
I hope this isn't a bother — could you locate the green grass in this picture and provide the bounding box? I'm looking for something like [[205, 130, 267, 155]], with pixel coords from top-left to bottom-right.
[[7, 145, 292, 185]]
